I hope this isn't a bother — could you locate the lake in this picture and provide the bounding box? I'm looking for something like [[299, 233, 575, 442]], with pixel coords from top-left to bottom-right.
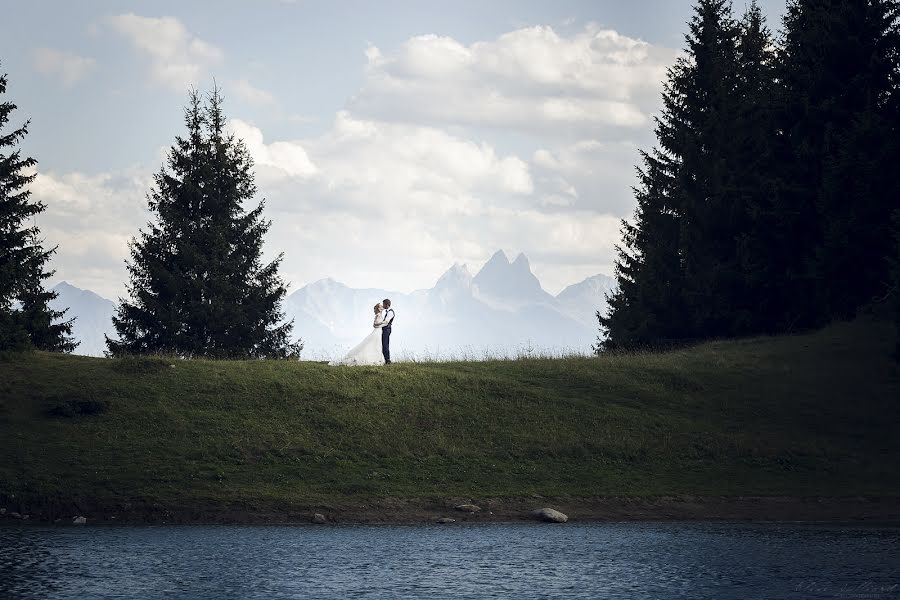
[[1, 522, 898, 599]]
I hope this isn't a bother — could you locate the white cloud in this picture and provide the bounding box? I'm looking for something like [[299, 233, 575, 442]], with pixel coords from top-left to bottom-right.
[[34, 21, 655, 299], [33, 111, 623, 299], [230, 78, 276, 106], [532, 139, 641, 215], [32, 48, 96, 85], [234, 111, 533, 201], [353, 24, 676, 137], [227, 119, 318, 180], [30, 168, 153, 300], [287, 113, 317, 124], [316, 111, 535, 198], [223, 114, 616, 295], [105, 14, 223, 91]]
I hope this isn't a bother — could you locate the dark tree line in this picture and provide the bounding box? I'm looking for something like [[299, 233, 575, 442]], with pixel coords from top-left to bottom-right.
[[106, 89, 301, 359], [0, 62, 76, 352], [599, 0, 900, 353]]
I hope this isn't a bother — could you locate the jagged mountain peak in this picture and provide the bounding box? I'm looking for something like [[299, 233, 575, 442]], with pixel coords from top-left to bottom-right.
[[475, 250, 533, 277], [474, 250, 516, 279], [448, 262, 472, 276], [48, 281, 117, 357], [436, 263, 473, 288], [473, 250, 550, 305], [512, 253, 530, 269], [307, 277, 350, 291], [556, 273, 616, 302], [471, 249, 508, 279], [52, 281, 115, 303]]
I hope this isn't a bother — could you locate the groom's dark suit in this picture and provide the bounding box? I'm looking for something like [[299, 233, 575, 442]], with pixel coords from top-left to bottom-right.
[[381, 308, 394, 364]]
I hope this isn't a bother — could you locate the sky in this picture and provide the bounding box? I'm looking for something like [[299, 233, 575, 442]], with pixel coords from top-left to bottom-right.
[[2, 0, 787, 299]]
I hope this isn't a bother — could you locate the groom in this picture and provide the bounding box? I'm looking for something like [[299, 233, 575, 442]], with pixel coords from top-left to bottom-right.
[[381, 298, 394, 364]]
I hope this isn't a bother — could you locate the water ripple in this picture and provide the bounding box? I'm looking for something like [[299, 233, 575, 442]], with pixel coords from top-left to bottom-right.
[[1, 522, 898, 599]]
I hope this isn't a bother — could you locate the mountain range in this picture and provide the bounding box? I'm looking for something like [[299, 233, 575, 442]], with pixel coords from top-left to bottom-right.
[[50, 250, 615, 360], [49, 281, 117, 357]]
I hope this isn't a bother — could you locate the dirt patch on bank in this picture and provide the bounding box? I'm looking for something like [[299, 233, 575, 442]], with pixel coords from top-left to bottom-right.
[[3, 495, 900, 525]]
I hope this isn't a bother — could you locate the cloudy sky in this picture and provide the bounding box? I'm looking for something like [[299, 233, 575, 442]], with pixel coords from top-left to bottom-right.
[[2, 0, 786, 299]]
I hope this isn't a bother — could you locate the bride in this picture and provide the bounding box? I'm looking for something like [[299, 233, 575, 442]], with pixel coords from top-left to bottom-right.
[[330, 303, 388, 366]]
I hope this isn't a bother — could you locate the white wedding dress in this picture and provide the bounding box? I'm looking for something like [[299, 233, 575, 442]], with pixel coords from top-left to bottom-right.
[[330, 312, 386, 366]]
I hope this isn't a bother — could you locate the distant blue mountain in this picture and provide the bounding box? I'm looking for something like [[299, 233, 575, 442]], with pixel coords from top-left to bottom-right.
[[51, 253, 615, 360], [285, 251, 615, 361], [50, 281, 116, 357]]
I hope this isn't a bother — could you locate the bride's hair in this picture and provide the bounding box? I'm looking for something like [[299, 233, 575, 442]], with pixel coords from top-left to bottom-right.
[[373, 303, 382, 313]]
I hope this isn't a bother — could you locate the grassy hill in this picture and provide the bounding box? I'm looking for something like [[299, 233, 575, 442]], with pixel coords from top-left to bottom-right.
[[1, 318, 898, 522]]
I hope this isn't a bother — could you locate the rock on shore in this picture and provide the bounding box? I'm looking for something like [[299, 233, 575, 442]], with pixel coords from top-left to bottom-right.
[[531, 508, 568, 523]]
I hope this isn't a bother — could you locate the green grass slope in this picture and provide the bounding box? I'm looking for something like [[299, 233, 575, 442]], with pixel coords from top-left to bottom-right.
[[1, 319, 898, 517]]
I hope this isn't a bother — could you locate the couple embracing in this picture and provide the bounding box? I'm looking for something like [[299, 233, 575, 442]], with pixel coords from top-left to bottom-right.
[[331, 299, 395, 366]]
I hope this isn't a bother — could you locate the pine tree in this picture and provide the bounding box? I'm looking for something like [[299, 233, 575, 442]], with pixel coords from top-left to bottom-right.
[[0, 62, 76, 352], [598, 141, 686, 351], [106, 88, 301, 358], [600, 0, 900, 352], [674, 0, 746, 338], [600, 0, 744, 349], [732, 2, 785, 333], [891, 210, 900, 359], [777, 0, 900, 323]]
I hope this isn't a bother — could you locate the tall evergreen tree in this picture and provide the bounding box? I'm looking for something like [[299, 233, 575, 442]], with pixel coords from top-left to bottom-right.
[[0, 61, 75, 352], [732, 2, 784, 334], [598, 143, 686, 351], [891, 210, 900, 359], [106, 88, 301, 358], [674, 0, 746, 338], [777, 0, 900, 323], [600, 0, 745, 349], [601, 0, 900, 351]]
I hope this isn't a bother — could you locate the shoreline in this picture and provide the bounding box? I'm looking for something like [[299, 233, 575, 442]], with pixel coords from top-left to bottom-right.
[[4, 496, 900, 526]]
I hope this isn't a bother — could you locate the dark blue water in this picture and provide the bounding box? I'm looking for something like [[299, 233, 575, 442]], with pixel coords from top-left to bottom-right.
[[1, 522, 898, 599]]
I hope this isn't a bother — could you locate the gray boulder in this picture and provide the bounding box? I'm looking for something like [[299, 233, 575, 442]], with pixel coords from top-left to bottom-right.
[[454, 504, 480, 513], [312, 513, 327, 524], [10, 512, 22, 519], [531, 508, 568, 523], [436, 517, 456, 524], [72, 516, 87, 525]]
